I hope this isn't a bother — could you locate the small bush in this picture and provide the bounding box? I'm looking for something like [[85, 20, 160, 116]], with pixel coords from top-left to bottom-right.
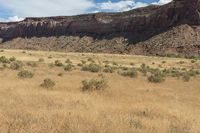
[[26, 62, 37, 67], [191, 60, 196, 63], [182, 73, 190, 82], [9, 56, 16, 62], [48, 55, 53, 59], [81, 63, 101, 73], [18, 70, 34, 78], [119, 67, 138, 78], [65, 59, 72, 64], [81, 77, 107, 91], [54, 60, 63, 67], [148, 72, 165, 83], [10, 61, 23, 70], [57, 73, 63, 77], [77, 63, 83, 67], [81, 60, 86, 64], [38, 58, 44, 62], [0, 50, 4, 52], [64, 64, 74, 71], [0, 56, 10, 64], [87, 57, 95, 63], [103, 65, 115, 73], [41, 78, 55, 88]]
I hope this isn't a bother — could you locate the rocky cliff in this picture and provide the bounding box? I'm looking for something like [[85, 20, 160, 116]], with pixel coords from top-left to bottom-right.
[[0, 0, 200, 56]]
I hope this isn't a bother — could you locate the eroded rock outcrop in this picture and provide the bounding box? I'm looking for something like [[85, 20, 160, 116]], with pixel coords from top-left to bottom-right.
[[0, 0, 200, 56], [0, 0, 200, 41]]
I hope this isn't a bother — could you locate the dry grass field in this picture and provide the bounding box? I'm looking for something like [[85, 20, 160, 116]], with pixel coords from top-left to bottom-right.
[[0, 49, 200, 133]]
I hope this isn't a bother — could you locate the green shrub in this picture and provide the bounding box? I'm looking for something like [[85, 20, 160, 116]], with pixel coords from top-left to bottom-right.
[[64, 64, 74, 71], [81, 63, 101, 73], [81, 60, 86, 64], [0, 56, 10, 64], [103, 65, 115, 73], [18, 70, 34, 78], [57, 73, 63, 77], [48, 55, 53, 59], [54, 60, 63, 67], [48, 63, 55, 68], [65, 59, 72, 64], [119, 67, 137, 78], [182, 73, 190, 82], [191, 60, 196, 63], [81, 77, 107, 91], [148, 72, 165, 83], [26, 62, 37, 67], [77, 63, 83, 67], [38, 58, 44, 62], [9, 56, 16, 62], [10, 61, 23, 70], [87, 57, 95, 63], [41, 78, 55, 88]]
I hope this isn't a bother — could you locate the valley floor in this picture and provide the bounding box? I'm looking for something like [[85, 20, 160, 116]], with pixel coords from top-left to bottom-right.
[[0, 49, 200, 133]]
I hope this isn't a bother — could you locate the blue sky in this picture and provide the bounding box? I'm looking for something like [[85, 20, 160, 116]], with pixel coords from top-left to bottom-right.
[[0, 0, 171, 22]]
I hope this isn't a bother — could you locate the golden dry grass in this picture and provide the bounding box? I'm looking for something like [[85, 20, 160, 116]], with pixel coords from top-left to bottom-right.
[[0, 49, 200, 133]]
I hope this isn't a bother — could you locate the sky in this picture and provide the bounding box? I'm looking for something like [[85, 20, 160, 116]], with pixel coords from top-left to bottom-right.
[[0, 0, 172, 22]]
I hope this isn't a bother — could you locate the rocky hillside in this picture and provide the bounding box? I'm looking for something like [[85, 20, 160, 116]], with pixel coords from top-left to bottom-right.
[[0, 0, 200, 56]]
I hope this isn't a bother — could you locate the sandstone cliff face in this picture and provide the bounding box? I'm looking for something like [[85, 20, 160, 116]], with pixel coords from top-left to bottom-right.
[[0, 0, 199, 41], [0, 0, 200, 56]]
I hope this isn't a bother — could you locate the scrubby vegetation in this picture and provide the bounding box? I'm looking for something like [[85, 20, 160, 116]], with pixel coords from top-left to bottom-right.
[[18, 70, 34, 78], [81, 63, 102, 73], [40, 78, 55, 88], [81, 77, 107, 91]]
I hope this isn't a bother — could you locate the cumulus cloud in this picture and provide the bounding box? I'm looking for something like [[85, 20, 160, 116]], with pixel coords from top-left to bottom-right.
[[96, 0, 148, 12]]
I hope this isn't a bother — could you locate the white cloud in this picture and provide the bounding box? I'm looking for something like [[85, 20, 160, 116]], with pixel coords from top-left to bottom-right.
[[96, 0, 148, 12], [0, 0, 173, 22], [0, 0, 95, 17], [8, 16, 24, 22], [152, 0, 172, 5]]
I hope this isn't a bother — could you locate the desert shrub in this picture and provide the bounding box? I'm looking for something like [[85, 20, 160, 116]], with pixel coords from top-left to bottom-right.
[[10, 61, 23, 70], [81, 63, 101, 73], [81, 60, 87, 64], [57, 73, 63, 77], [41, 78, 55, 88], [81, 77, 107, 91], [182, 73, 191, 82], [48, 55, 53, 59], [38, 58, 44, 62], [162, 61, 166, 64], [65, 59, 72, 64], [139, 63, 149, 75], [18, 70, 34, 78], [87, 57, 95, 63], [103, 65, 115, 73], [9, 56, 16, 62], [54, 60, 63, 67], [119, 67, 137, 78], [77, 63, 83, 67], [130, 62, 135, 66], [112, 61, 118, 66], [148, 71, 165, 83], [48, 63, 55, 68], [22, 51, 26, 54], [179, 61, 185, 64], [64, 64, 74, 71], [0, 50, 4, 52], [26, 62, 37, 67], [0, 56, 10, 64], [191, 60, 196, 63]]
